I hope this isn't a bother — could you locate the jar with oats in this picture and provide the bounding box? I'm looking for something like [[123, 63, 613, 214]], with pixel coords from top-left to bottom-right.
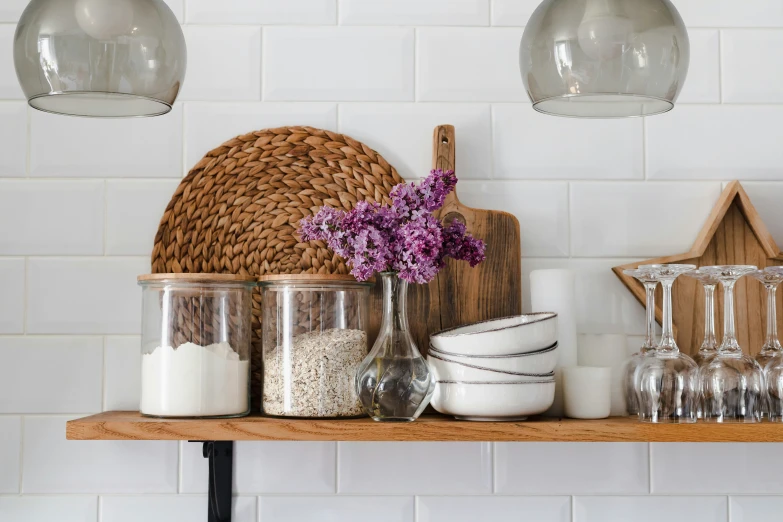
[[258, 274, 373, 418]]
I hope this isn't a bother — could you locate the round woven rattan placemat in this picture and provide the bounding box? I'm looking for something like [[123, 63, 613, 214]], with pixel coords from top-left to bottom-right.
[[151, 126, 403, 408]]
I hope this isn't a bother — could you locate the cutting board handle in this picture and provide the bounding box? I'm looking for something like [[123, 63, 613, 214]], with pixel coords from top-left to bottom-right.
[[432, 125, 460, 208]]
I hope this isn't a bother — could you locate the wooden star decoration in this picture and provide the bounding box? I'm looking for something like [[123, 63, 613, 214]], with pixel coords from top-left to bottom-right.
[[613, 181, 783, 358]]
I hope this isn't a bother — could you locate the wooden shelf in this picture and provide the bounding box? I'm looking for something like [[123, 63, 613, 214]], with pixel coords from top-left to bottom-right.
[[66, 412, 783, 442]]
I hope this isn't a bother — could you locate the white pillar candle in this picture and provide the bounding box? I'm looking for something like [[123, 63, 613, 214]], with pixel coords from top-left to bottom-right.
[[530, 269, 578, 417], [578, 333, 628, 416], [563, 366, 611, 419]]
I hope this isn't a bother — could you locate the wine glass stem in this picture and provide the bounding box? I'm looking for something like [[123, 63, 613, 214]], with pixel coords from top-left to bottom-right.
[[644, 282, 657, 350], [659, 280, 677, 353], [703, 284, 717, 350], [764, 284, 780, 351], [721, 280, 741, 353]]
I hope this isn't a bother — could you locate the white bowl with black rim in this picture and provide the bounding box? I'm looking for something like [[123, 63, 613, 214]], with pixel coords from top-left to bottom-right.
[[427, 347, 556, 382], [430, 379, 556, 421], [428, 341, 558, 375], [429, 313, 558, 356]]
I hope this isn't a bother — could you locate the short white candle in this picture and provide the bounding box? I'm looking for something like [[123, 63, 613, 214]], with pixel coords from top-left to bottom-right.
[[577, 333, 628, 416], [563, 366, 611, 419]]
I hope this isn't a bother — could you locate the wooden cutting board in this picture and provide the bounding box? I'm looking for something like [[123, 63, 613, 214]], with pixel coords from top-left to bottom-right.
[[403, 125, 523, 356]]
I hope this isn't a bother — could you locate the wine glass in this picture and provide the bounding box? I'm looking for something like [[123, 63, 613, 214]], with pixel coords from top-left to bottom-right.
[[621, 267, 661, 416], [699, 265, 763, 423], [749, 267, 783, 371], [681, 270, 721, 366], [682, 269, 721, 418], [636, 264, 698, 423]]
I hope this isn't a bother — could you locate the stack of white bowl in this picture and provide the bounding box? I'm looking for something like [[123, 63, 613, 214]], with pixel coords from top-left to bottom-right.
[[428, 313, 559, 421]]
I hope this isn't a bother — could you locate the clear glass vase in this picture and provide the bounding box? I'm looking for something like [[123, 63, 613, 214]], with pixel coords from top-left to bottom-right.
[[356, 272, 435, 422]]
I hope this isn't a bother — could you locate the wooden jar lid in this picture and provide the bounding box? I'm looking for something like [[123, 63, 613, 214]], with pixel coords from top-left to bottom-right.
[[138, 273, 256, 284], [257, 273, 374, 284]]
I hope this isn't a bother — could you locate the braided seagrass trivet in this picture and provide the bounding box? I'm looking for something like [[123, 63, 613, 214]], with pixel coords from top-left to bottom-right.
[[151, 126, 403, 408]]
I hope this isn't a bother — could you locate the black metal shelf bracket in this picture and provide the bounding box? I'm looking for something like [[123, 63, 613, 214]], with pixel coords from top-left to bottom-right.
[[201, 441, 234, 522]]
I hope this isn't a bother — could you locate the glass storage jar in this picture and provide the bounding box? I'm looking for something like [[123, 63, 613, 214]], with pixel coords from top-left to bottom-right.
[[259, 274, 373, 418], [137, 273, 255, 418]]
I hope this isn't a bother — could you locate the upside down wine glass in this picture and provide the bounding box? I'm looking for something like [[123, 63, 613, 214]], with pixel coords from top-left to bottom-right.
[[699, 266, 763, 423], [682, 270, 721, 368], [636, 264, 698, 423], [752, 267, 783, 421], [682, 269, 721, 419], [750, 267, 783, 371], [622, 268, 661, 416]]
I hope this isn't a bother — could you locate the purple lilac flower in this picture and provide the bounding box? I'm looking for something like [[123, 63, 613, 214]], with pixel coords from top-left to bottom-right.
[[298, 169, 485, 284]]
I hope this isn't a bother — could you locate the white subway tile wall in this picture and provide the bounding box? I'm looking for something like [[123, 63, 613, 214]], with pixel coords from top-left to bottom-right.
[[101, 496, 257, 522], [180, 26, 262, 101], [103, 336, 142, 411], [574, 496, 728, 522], [259, 496, 415, 522], [22, 417, 177, 493], [495, 443, 649, 495], [0, 102, 28, 177], [105, 180, 182, 256], [340, 0, 489, 26], [0, 416, 21, 493], [30, 105, 183, 178], [180, 441, 337, 494], [651, 443, 783, 494], [417, 28, 525, 102], [0, 337, 103, 413], [1, 1, 783, 520], [0, 497, 98, 522], [338, 442, 492, 495], [0, 180, 104, 255], [418, 496, 571, 522], [0, 258, 24, 333]]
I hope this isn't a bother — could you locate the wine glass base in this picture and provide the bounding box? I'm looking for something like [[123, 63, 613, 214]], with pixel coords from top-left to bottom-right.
[[701, 416, 761, 424], [638, 415, 697, 424], [701, 354, 764, 423], [638, 354, 698, 424]]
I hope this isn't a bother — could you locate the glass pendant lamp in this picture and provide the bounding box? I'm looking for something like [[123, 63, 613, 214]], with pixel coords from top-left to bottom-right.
[[14, 0, 186, 117], [520, 0, 689, 118]]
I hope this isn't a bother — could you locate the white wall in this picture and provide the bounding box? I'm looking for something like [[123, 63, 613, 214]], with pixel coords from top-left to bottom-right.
[[2, 1, 783, 521]]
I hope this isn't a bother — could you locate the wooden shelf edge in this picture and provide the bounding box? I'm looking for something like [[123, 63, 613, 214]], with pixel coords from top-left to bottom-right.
[[66, 412, 783, 442]]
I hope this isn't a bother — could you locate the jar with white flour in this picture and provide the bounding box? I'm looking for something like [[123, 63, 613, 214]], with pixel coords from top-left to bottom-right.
[[137, 274, 255, 418]]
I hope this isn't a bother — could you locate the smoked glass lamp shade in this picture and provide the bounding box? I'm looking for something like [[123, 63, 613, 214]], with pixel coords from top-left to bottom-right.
[[14, 0, 186, 117], [520, 0, 689, 118]]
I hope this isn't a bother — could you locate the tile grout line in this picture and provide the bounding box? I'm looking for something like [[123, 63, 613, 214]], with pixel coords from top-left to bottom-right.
[[22, 257, 28, 335], [642, 118, 648, 180], [718, 30, 725, 104], [97, 495, 103, 522], [101, 336, 107, 412], [178, 441, 184, 493], [334, 442, 340, 494], [258, 25, 266, 102], [18, 416, 24, 495], [413, 495, 419, 522], [102, 180, 108, 256], [488, 105, 496, 180], [491, 441, 496, 493], [181, 103, 187, 178], [413, 27, 419, 102], [571, 495, 576, 522], [727, 494, 731, 522], [648, 443, 653, 494], [566, 182, 572, 258], [25, 105, 31, 178]]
